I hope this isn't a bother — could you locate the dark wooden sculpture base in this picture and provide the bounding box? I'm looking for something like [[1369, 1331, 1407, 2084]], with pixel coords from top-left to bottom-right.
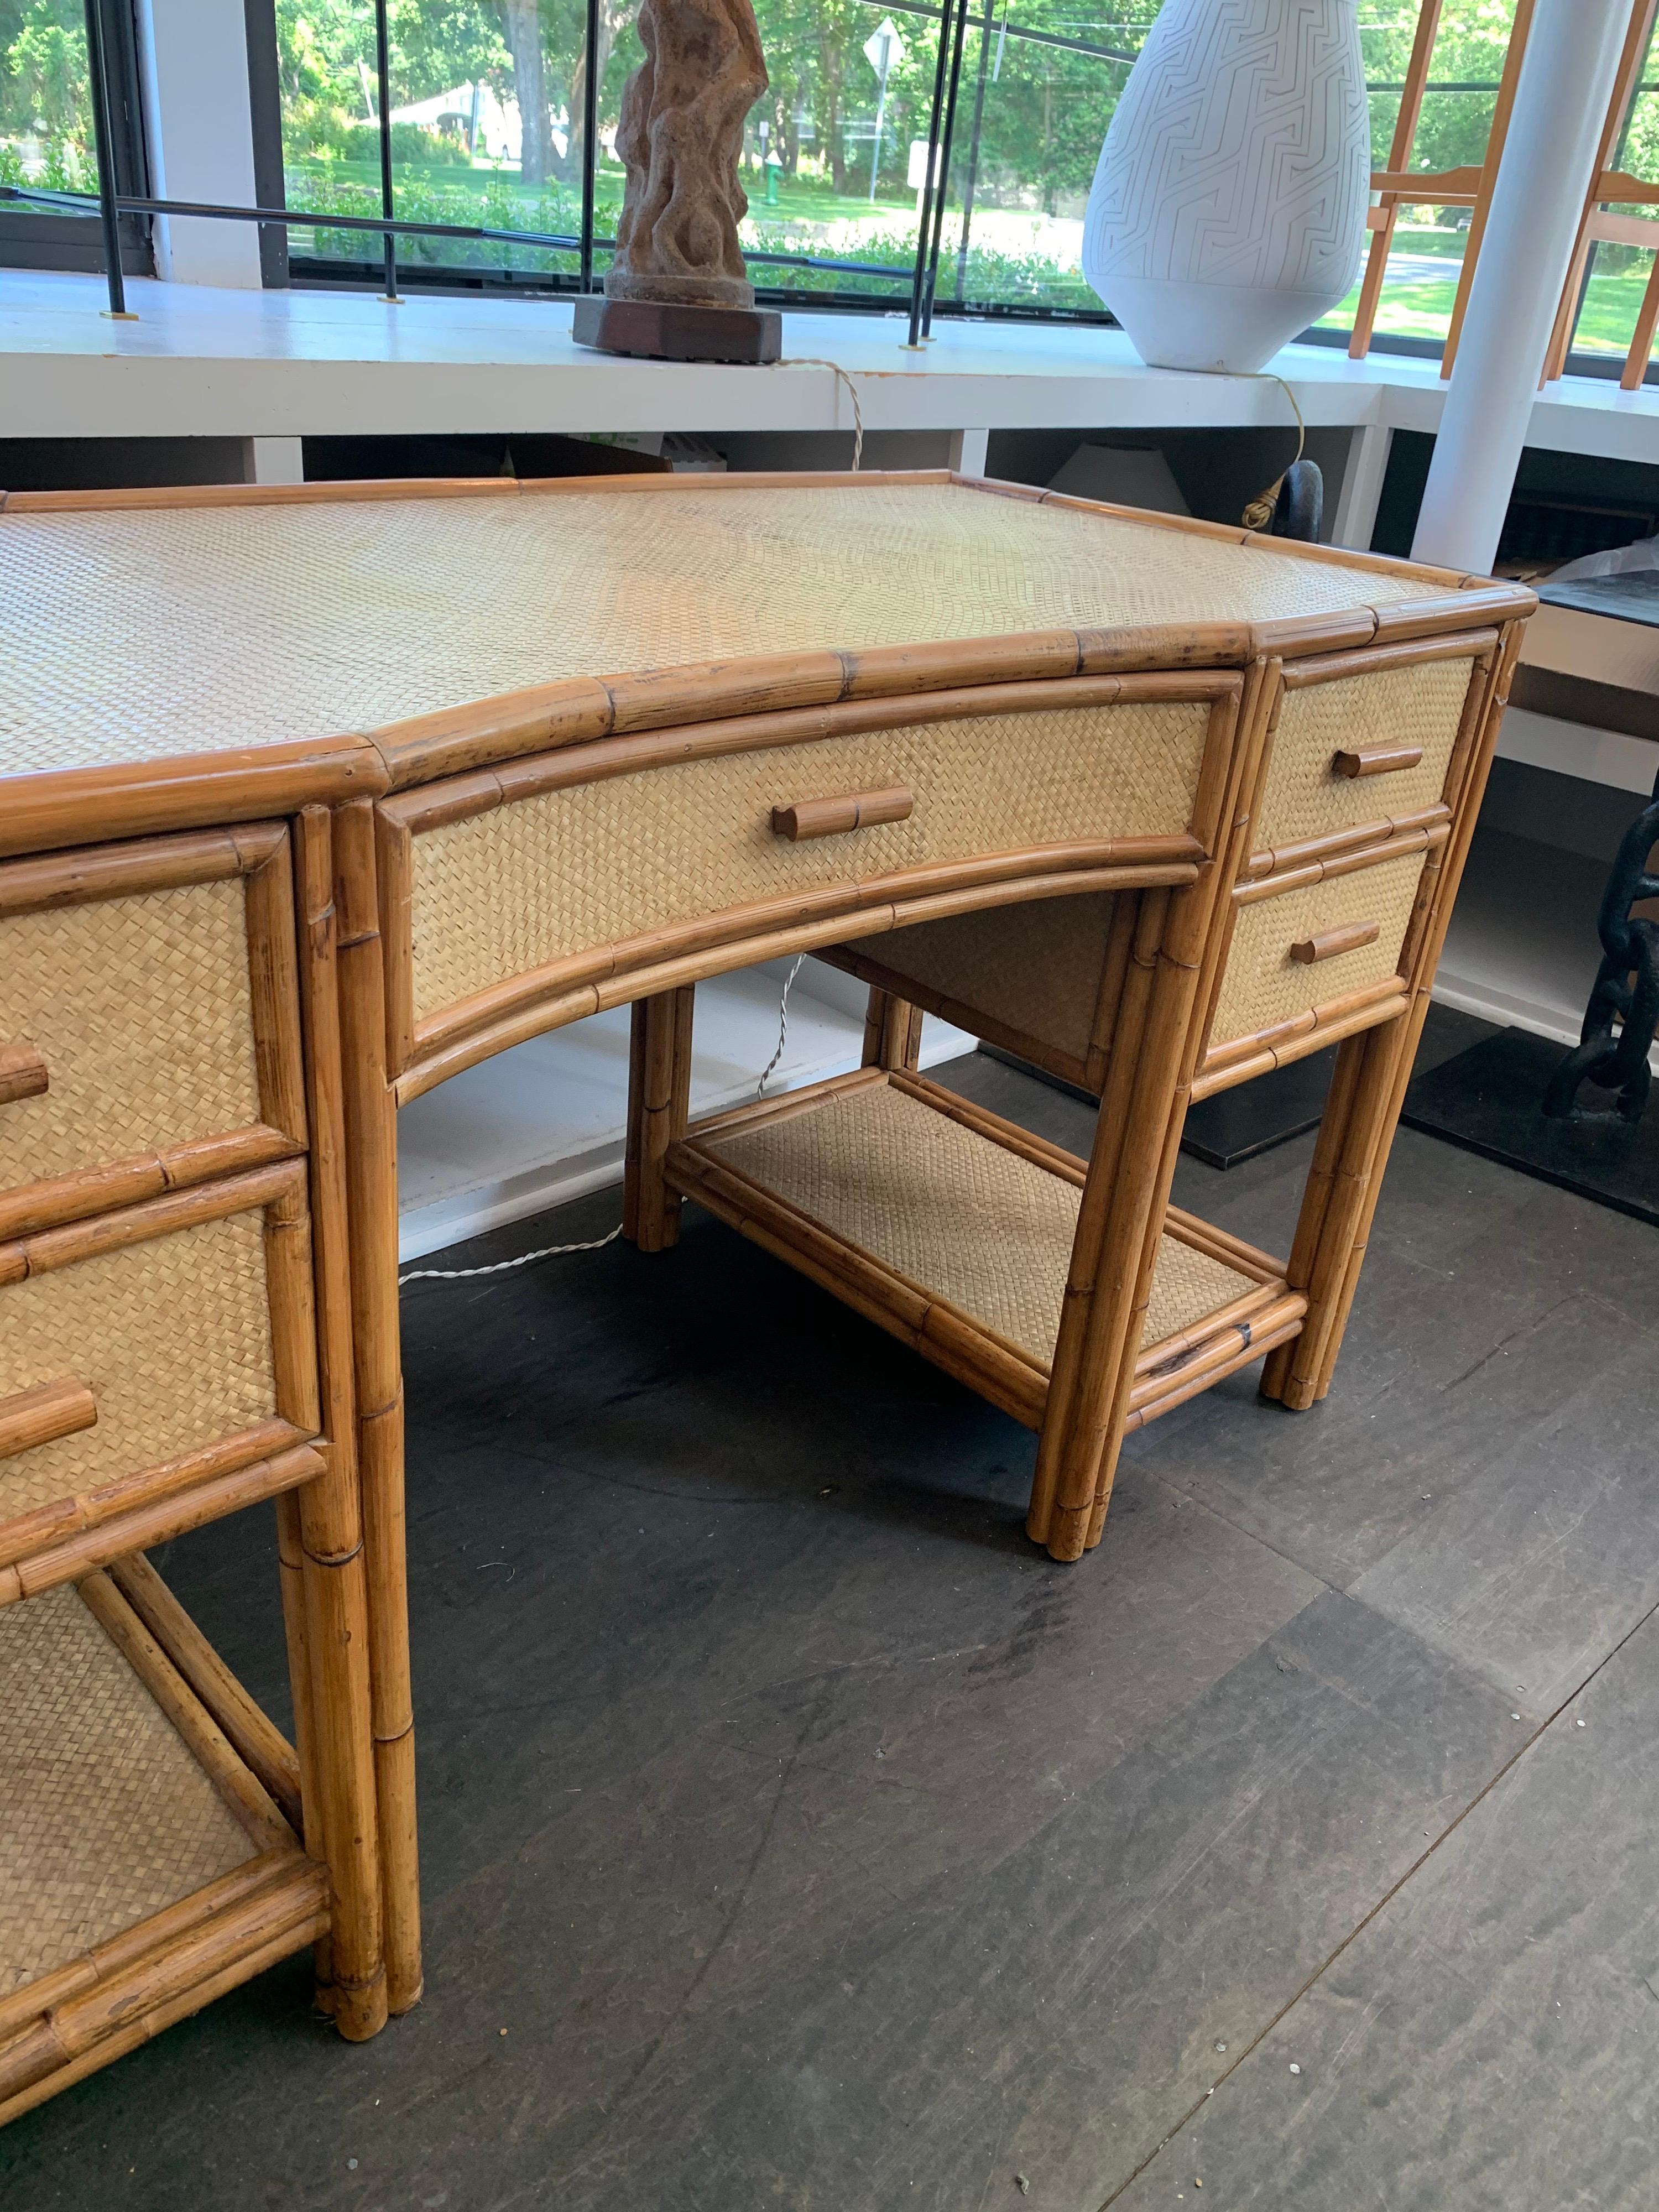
[[572, 296, 782, 364]]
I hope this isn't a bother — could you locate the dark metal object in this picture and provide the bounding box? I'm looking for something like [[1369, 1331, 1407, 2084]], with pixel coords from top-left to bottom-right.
[[373, 0, 399, 299], [952, 0, 996, 305], [580, 0, 601, 293], [2, 185, 920, 289], [1407, 1025, 1659, 1228], [81, 0, 128, 315], [1271, 458, 1324, 542], [907, 0, 958, 346], [920, 0, 971, 338], [1543, 771, 1659, 1124], [572, 295, 781, 361]]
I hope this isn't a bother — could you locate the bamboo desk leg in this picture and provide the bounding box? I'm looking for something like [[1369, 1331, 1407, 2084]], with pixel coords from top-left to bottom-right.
[[624, 985, 696, 1252], [291, 806, 389, 2039], [335, 798, 424, 2017], [862, 987, 924, 1072]]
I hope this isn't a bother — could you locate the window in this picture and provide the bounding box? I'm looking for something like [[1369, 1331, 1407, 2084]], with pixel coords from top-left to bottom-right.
[[0, 0, 149, 273], [1317, 0, 1522, 358], [1561, 7, 1659, 378]]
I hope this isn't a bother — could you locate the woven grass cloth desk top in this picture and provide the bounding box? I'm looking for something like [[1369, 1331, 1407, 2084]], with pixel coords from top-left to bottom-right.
[[0, 479, 1452, 780]]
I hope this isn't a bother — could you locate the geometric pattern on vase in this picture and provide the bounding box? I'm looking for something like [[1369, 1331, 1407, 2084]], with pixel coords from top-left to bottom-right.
[[1084, 0, 1369, 372]]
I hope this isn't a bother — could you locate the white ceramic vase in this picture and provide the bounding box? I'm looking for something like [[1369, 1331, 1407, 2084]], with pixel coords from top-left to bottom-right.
[[1082, 0, 1369, 374]]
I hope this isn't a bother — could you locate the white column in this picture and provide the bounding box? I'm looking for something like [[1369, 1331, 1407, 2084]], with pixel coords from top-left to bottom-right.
[[1331, 420, 1392, 551], [1412, 0, 1628, 575], [137, 0, 264, 287], [947, 429, 990, 477], [243, 436, 305, 484]]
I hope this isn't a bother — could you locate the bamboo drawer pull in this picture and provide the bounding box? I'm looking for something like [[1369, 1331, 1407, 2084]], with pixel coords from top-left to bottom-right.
[[0, 1375, 97, 1460], [1332, 744, 1423, 779], [771, 787, 914, 841], [1289, 920, 1381, 966], [0, 1042, 48, 1106]]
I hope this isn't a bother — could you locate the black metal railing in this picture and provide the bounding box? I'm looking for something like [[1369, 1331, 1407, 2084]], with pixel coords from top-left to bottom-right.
[[9, 0, 1121, 332]]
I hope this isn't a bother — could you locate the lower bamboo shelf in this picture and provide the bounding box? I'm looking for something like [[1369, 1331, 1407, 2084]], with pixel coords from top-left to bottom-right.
[[0, 1563, 326, 2126], [667, 1067, 1307, 1433]]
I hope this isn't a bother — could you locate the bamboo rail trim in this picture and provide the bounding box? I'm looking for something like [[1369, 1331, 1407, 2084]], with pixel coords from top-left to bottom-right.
[[404, 838, 1203, 1066], [0, 1581, 282, 2010], [0, 823, 283, 916], [1192, 988, 1410, 1099], [0, 741, 389, 866], [1231, 823, 1449, 907], [0, 1126, 305, 1248], [1242, 804, 1449, 882], [0, 1442, 325, 1608], [76, 1570, 297, 1858], [1291, 921, 1381, 965], [0, 1376, 96, 1460], [107, 1553, 304, 1832], [1277, 630, 1500, 689], [772, 788, 914, 841], [0, 1846, 315, 2043], [0, 1418, 306, 1572], [0, 1156, 305, 1281], [378, 673, 1241, 827], [393, 861, 1195, 1106], [677, 1072, 1262, 1375], [0, 1846, 325, 2121]]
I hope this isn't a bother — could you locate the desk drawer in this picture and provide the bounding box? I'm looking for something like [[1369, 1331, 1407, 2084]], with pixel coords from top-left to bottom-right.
[[0, 1163, 319, 1566], [387, 685, 1227, 1061], [1249, 648, 1484, 868], [0, 830, 307, 1239], [1207, 842, 1430, 1061]]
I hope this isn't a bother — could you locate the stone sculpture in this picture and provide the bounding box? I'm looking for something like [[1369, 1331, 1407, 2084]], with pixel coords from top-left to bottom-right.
[[573, 0, 781, 361]]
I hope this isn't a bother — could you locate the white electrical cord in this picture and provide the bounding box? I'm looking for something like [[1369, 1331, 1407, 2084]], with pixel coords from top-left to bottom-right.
[[770, 359, 864, 471], [398, 1224, 622, 1286], [755, 954, 806, 1098], [399, 962, 806, 1286]]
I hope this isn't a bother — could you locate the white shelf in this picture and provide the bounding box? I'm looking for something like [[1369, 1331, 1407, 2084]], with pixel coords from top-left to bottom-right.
[[395, 958, 973, 1261], [10, 269, 1659, 464], [1433, 826, 1659, 1068], [1495, 705, 1659, 797]]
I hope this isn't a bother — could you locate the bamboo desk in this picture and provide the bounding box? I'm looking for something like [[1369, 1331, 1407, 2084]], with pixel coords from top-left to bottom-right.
[[0, 470, 1532, 2114]]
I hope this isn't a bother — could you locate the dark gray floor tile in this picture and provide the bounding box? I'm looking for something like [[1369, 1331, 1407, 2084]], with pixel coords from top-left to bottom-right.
[[526, 1591, 1518, 2212], [1112, 1607, 1659, 2212]]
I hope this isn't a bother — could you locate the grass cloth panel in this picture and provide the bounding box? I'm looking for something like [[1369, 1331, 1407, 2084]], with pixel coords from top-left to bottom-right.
[[705, 1082, 1253, 1364], [844, 893, 1118, 1070], [0, 1585, 257, 1999], [0, 1209, 277, 1522], [0, 485, 1442, 773], [1210, 853, 1425, 1047], [0, 880, 260, 1192], [408, 703, 1205, 1025], [1255, 656, 1474, 851]]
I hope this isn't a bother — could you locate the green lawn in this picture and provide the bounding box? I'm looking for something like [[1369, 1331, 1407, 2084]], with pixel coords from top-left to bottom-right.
[[285, 165, 1653, 359]]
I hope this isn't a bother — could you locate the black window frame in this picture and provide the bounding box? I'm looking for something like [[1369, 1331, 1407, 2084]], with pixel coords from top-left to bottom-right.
[[0, 0, 152, 275]]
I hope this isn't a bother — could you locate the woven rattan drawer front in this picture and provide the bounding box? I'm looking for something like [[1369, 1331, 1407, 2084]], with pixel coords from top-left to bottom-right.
[[0, 831, 305, 1236], [0, 1170, 313, 1536], [404, 696, 1214, 1032], [1208, 846, 1426, 1055], [1253, 653, 1478, 860]]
